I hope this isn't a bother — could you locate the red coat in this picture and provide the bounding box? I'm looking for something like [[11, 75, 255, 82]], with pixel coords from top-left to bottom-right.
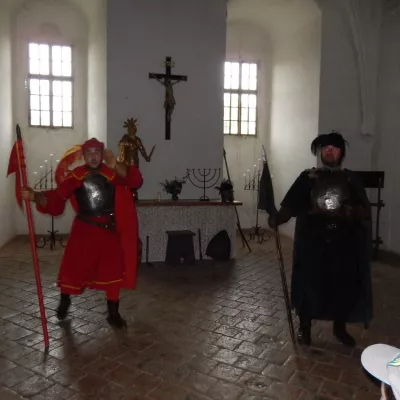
[[37, 164, 142, 295]]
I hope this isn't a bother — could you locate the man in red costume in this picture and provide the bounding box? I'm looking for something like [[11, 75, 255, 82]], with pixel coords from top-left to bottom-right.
[[21, 138, 142, 329]]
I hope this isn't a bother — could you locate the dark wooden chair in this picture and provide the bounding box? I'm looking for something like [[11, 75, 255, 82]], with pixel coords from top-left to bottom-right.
[[165, 230, 196, 265], [353, 171, 385, 253]]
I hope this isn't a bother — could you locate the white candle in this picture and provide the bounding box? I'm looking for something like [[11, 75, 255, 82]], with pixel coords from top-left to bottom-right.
[[39, 166, 43, 188]]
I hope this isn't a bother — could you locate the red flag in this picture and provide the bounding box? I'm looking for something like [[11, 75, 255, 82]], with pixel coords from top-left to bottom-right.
[[7, 125, 49, 349], [7, 139, 23, 208]]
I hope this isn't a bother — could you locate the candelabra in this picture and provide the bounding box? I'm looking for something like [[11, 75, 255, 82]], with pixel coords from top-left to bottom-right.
[[34, 155, 66, 250], [186, 168, 221, 201], [244, 160, 270, 244]]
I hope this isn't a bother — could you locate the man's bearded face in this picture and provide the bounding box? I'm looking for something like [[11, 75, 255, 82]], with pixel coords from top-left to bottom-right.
[[321, 145, 341, 167], [83, 148, 103, 169]]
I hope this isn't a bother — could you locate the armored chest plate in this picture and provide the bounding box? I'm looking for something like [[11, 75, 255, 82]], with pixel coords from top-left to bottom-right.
[[310, 170, 351, 211], [75, 173, 115, 217]]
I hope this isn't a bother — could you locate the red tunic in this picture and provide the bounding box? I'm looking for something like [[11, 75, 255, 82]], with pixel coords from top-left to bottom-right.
[[37, 164, 143, 295]]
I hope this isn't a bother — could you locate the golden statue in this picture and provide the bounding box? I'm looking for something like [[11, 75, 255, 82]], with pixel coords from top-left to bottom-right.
[[117, 118, 155, 168], [117, 118, 155, 266]]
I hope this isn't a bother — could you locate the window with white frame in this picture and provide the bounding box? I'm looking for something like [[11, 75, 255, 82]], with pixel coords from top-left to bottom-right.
[[223, 61, 258, 135], [28, 43, 73, 128]]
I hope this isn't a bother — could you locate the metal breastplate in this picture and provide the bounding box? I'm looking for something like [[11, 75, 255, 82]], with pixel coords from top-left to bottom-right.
[[310, 169, 351, 211], [75, 173, 115, 217]]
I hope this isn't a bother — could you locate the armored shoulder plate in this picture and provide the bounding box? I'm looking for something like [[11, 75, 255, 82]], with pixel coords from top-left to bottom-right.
[[74, 172, 115, 217]]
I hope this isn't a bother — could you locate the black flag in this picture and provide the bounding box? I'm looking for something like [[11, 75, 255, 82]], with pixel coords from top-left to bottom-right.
[[256, 145, 296, 343], [258, 146, 278, 216]]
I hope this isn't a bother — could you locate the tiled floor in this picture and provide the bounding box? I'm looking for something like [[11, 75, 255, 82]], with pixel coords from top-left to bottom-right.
[[0, 233, 396, 399]]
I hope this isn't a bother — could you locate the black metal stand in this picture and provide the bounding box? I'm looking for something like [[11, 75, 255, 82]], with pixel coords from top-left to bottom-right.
[[34, 163, 65, 250], [186, 168, 221, 201], [36, 216, 66, 250], [145, 235, 153, 266], [198, 229, 203, 260], [354, 171, 385, 255], [249, 223, 268, 244], [223, 149, 251, 253], [244, 168, 270, 244]]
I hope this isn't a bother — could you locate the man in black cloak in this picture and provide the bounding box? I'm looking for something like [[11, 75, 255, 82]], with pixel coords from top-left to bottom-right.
[[268, 131, 373, 347]]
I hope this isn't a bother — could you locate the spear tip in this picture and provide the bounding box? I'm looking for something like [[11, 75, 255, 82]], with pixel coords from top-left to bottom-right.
[[16, 124, 22, 140]]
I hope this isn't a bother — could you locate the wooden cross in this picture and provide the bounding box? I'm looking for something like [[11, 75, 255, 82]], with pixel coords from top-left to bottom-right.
[[149, 56, 187, 140]]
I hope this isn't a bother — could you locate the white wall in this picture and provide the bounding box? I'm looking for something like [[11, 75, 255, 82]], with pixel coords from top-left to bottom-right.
[[77, 0, 107, 145], [317, 1, 400, 252], [268, 4, 322, 237], [11, 0, 89, 234], [318, 0, 372, 170], [375, 8, 400, 253], [224, 22, 272, 229], [107, 0, 227, 200], [225, 0, 321, 235], [0, 1, 17, 247]]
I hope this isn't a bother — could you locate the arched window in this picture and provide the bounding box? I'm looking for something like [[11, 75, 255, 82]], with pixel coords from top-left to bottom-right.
[[28, 42, 73, 128], [224, 61, 258, 136]]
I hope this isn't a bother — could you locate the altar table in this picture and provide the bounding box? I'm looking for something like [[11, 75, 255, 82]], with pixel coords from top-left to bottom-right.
[[136, 200, 242, 263]]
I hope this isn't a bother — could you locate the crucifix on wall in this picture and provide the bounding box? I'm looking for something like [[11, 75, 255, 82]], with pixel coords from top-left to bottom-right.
[[149, 56, 188, 140]]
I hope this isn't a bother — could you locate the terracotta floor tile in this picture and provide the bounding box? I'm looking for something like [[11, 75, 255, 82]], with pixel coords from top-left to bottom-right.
[[147, 380, 190, 400], [215, 335, 242, 350], [0, 366, 34, 388], [0, 386, 27, 400], [212, 349, 241, 365], [13, 374, 54, 397], [265, 381, 302, 400], [239, 392, 274, 400], [30, 383, 76, 399], [69, 372, 107, 395], [130, 372, 161, 396], [215, 324, 241, 337], [157, 361, 192, 383], [0, 236, 397, 399], [0, 358, 17, 375], [183, 370, 218, 394], [235, 341, 264, 357], [262, 364, 295, 382], [289, 370, 323, 392], [310, 362, 341, 381], [210, 363, 244, 382], [234, 330, 263, 343], [239, 371, 273, 392], [319, 380, 356, 400], [236, 355, 268, 374], [207, 380, 243, 400]]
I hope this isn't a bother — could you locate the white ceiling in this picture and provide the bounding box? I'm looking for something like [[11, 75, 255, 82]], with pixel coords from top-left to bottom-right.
[[227, 0, 320, 40], [227, 0, 400, 39], [385, 0, 400, 11]]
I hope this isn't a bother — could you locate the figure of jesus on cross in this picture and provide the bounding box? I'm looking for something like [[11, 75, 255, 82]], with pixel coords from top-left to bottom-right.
[[163, 78, 176, 123], [149, 57, 187, 140]]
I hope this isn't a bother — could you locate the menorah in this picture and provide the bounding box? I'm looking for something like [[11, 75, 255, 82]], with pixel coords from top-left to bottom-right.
[[244, 161, 270, 243], [186, 168, 221, 201], [33, 156, 66, 250]]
